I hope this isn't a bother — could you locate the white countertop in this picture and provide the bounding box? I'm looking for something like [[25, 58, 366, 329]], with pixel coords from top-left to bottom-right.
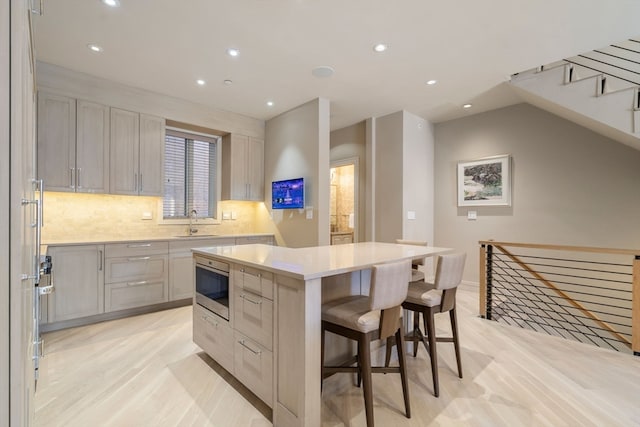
[[193, 242, 452, 281]]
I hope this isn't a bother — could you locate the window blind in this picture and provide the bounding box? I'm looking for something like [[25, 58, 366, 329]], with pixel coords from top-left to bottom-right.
[[163, 129, 217, 219]]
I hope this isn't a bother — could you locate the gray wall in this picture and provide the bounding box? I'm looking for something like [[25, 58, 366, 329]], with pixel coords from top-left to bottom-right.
[[374, 111, 404, 242], [265, 98, 330, 248], [330, 121, 366, 242], [434, 103, 640, 283], [373, 111, 434, 244]]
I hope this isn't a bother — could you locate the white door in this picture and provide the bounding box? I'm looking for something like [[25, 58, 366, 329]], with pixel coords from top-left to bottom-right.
[[4, 1, 39, 425]]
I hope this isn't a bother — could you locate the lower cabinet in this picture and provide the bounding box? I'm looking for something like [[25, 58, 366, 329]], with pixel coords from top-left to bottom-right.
[[104, 241, 169, 312], [194, 258, 275, 408], [193, 304, 234, 373], [47, 244, 105, 323], [233, 331, 273, 406]]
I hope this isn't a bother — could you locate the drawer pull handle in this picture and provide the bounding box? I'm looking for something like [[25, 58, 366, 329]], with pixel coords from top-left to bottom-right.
[[127, 280, 148, 286], [127, 243, 152, 248], [127, 256, 151, 261], [201, 315, 219, 327], [240, 294, 261, 305], [239, 339, 261, 356], [240, 268, 245, 273]]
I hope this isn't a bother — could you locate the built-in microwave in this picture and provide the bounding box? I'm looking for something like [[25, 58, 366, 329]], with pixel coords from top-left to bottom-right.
[[194, 255, 229, 321]]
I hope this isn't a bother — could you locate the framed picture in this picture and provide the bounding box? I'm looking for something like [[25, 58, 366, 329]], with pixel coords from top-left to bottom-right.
[[457, 155, 511, 206]]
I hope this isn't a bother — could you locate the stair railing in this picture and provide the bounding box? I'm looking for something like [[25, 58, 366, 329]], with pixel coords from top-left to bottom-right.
[[479, 240, 639, 355]]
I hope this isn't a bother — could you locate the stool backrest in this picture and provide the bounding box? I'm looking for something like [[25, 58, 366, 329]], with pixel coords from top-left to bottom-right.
[[369, 259, 411, 311], [433, 253, 466, 291]]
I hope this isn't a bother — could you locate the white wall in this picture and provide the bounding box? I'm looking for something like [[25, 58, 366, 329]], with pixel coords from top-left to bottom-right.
[[264, 98, 330, 247], [402, 111, 434, 244], [434, 103, 640, 283]]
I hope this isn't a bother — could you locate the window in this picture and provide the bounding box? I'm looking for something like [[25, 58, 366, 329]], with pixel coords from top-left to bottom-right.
[[163, 128, 218, 219]]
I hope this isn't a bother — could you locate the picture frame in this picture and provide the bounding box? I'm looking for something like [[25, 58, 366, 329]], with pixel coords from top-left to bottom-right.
[[457, 154, 511, 207]]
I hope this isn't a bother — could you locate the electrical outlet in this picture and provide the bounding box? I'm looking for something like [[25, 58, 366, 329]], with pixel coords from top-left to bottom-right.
[[231, 211, 237, 220], [141, 212, 152, 220], [222, 211, 231, 220]]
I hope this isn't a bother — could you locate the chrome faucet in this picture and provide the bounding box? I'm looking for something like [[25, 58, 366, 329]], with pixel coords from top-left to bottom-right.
[[188, 209, 198, 235]]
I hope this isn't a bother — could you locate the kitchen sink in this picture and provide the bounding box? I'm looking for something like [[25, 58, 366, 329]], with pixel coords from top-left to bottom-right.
[[173, 234, 219, 238]]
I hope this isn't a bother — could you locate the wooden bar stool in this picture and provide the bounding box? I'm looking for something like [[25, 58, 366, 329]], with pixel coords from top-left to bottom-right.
[[321, 259, 412, 427], [387, 252, 466, 397]]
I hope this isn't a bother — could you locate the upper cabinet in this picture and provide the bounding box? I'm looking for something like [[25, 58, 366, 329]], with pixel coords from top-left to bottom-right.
[[221, 134, 264, 201], [76, 100, 110, 193], [37, 93, 110, 193], [37, 92, 75, 191], [110, 109, 165, 196]]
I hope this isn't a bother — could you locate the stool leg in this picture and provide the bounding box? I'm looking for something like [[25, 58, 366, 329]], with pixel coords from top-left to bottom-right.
[[450, 307, 463, 379], [424, 308, 439, 397], [412, 311, 420, 357], [358, 334, 374, 427], [396, 327, 411, 418], [320, 324, 325, 392], [384, 336, 393, 368]]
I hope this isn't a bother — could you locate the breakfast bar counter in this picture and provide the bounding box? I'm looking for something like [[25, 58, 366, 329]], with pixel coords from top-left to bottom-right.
[[192, 242, 451, 427]]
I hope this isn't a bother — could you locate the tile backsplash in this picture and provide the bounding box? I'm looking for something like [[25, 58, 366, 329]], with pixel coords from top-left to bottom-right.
[[42, 192, 264, 243]]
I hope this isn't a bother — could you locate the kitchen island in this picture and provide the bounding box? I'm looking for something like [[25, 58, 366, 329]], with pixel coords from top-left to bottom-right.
[[192, 242, 451, 427]]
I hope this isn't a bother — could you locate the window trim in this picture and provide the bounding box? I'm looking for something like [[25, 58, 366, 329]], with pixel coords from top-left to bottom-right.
[[158, 127, 222, 225]]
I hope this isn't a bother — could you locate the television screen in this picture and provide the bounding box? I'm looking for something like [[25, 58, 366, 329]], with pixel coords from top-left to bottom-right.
[[272, 177, 304, 209]]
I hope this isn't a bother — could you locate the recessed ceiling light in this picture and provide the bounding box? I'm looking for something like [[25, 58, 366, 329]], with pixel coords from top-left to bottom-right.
[[196, 79, 206, 86], [312, 66, 334, 78], [463, 103, 473, 109], [226, 48, 239, 57], [267, 101, 274, 107], [87, 44, 103, 53], [223, 79, 233, 85], [373, 43, 388, 53], [101, 0, 120, 7], [426, 80, 437, 85]]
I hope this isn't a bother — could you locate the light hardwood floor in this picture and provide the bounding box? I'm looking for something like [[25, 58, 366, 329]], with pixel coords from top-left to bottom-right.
[[34, 288, 640, 426]]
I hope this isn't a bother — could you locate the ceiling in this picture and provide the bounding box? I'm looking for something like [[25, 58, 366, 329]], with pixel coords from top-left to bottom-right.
[[32, 0, 640, 131]]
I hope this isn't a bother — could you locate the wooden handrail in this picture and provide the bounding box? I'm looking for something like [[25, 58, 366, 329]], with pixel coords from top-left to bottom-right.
[[478, 240, 640, 256], [493, 244, 631, 347]]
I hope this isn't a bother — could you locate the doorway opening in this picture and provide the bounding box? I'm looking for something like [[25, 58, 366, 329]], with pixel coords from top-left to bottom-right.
[[330, 158, 358, 244]]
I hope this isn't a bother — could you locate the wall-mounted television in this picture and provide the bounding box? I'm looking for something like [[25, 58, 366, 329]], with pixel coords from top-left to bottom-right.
[[272, 177, 304, 209]]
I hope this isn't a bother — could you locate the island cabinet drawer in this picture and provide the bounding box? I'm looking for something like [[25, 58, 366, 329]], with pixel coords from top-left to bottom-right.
[[233, 265, 273, 300], [105, 255, 168, 284], [105, 279, 168, 312], [105, 241, 168, 258], [234, 331, 273, 407], [193, 304, 234, 374], [233, 289, 273, 350]]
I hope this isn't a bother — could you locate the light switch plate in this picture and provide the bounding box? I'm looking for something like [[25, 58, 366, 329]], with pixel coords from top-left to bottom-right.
[[231, 211, 237, 220], [407, 211, 416, 220], [222, 211, 231, 220], [306, 208, 313, 219], [141, 212, 152, 220], [467, 210, 477, 220]]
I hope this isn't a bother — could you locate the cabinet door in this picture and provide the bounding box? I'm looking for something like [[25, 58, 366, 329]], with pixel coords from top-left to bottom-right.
[[110, 108, 139, 195], [37, 92, 75, 192], [169, 253, 193, 300], [247, 137, 264, 201], [76, 100, 110, 193], [47, 245, 104, 322], [221, 133, 249, 200], [139, 114, 165, 196]]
